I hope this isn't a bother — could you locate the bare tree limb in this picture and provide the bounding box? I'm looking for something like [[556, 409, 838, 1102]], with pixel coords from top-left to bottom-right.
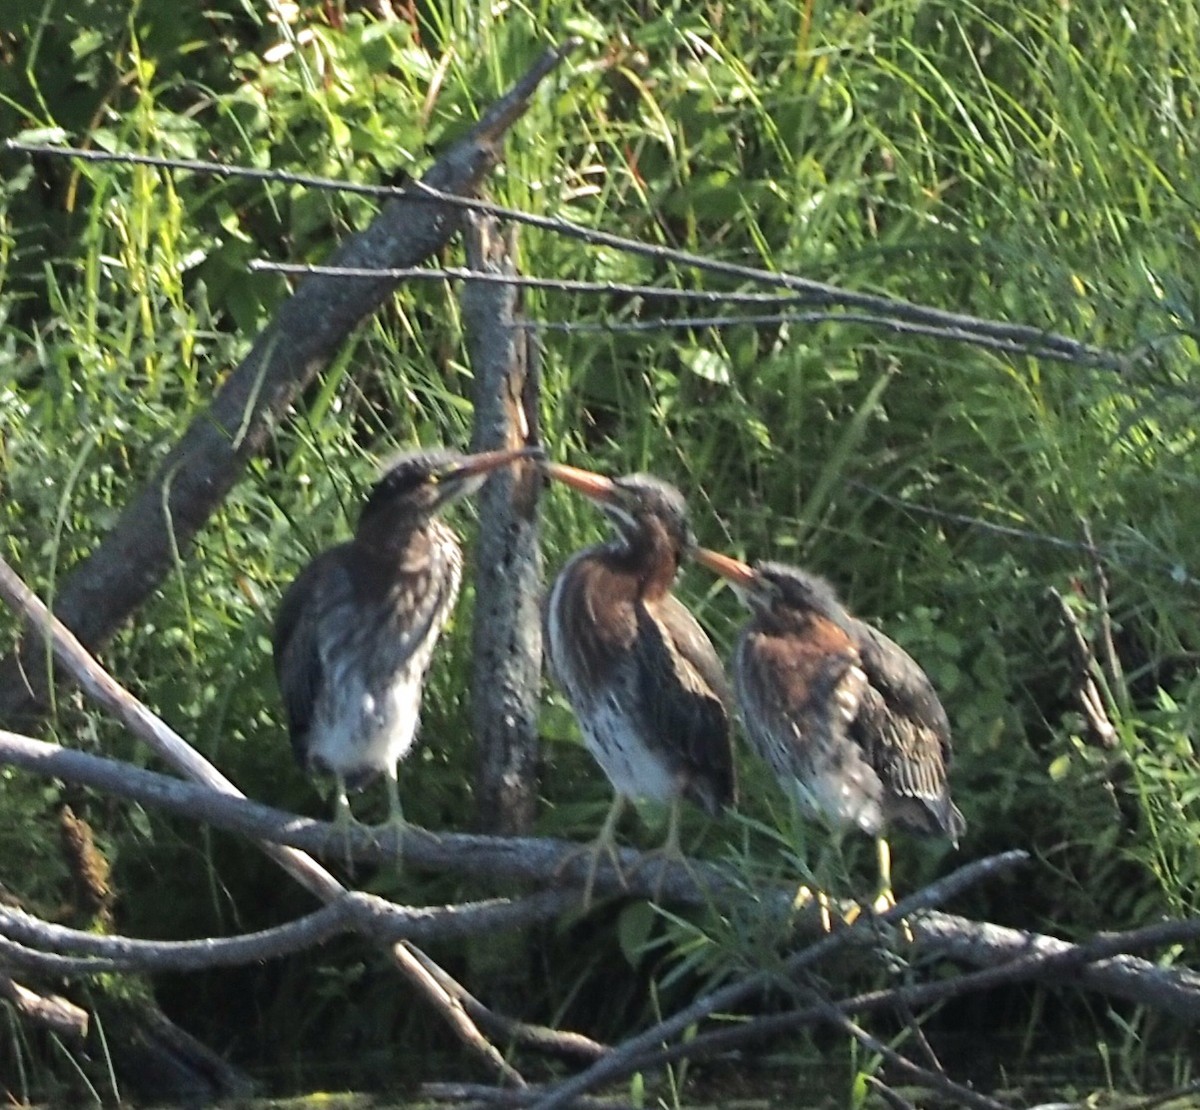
[[526, 852, 1029, 1110], [0, 973, 89, 1039], [0, 892, 578, 976], [0, 555, 527, 1085], [0, 38, 577, 728], [816, 1001, 1013, 1110], [611, 911, 1200, 1087], [406, 946, 608, 1063], [464, 214, 543, 836], [6, 717, 1200, 1025]]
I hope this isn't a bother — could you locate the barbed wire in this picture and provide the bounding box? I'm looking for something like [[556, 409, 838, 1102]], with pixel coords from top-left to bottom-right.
[[247, 259, 804, 305], [247, 260, 1146, 367], [5, 142, 1194, 591], [6, 141, 1125, 370]]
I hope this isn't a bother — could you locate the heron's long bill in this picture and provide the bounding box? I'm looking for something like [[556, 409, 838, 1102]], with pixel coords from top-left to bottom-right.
[[453, 445, 542, 480], [540, 461, 619, 503], [693, 547, 758, 588]]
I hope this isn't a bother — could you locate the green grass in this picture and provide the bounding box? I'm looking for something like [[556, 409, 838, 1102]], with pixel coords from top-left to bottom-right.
[[2, 0, 1199, 1101]]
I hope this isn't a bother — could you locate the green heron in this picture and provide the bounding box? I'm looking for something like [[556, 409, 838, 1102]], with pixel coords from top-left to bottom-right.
[[694, 550, 964, 917], [272, 445, 535, 849], [542, 463, 737, 902]]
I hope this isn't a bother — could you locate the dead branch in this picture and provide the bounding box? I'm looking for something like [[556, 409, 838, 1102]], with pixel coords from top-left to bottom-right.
[[864, 1076, 920, 1110], [0, 974, 89, 1039], [405, 947, 608, 1063], [0, 555, 527, 1085], [1049, 586, 1118, 749], [7, 722, 1200, 1025], [464, 213, 543, 836], [613, 911, 1200, 1088], [0, 892, 579, 976], [817, 1002, 1013, 1110], [0, 38, 576, 729], [526, 852, 1029, 1110], [423, 1083, 637, 1109]]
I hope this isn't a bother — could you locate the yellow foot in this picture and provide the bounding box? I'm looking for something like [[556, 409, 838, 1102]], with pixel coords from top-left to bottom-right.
[[843, 889, 913, 941]]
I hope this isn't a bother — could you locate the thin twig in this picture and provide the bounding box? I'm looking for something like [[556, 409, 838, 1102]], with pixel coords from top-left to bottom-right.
[[1081, 517, 1125, 695], [1049, 586, 1119, 749], [845, 479, 1200, 588], [820, 1002, 1012, 1110], [864, 1076, 920, 1110]]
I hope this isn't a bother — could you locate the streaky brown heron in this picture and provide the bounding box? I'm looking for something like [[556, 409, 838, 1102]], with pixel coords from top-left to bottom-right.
[[693, 550, 964, 918], [273, 445, 536, 853], [542, 463, 737, 903]]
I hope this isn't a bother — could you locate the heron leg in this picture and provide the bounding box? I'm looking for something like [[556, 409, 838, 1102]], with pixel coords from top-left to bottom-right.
[[384, 770, 408, 866], [874, 835, 913, 941], [875, 835, 896, 912], [556, 793, 629, 909], [841, 836, 910, 939], [329, 776, 359, 875], [629, 795, 696, 900]]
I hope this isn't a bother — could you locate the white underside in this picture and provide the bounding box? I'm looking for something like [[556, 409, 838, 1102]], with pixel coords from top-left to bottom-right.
[[306, 600, 444, 784], [307, 664, 425, 781], [547, 561, 678, 804], [578, 694, 678, 803]]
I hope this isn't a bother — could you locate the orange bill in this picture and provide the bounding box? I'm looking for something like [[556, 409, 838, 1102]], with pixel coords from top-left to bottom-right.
[[693, 547, 758, 588], [455, 445, 543, 478], [540, 461, 619, 502]]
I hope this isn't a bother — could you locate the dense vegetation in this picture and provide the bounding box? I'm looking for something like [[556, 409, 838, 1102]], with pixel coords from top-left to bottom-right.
[[1, 0, 1198, 1103]]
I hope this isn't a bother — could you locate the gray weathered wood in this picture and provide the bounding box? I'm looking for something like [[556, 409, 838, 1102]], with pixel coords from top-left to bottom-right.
[[463, 214, 543, 836]]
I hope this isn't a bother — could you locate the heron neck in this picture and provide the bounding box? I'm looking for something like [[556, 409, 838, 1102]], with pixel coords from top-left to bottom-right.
[[354, 506, 442, 560], [608, 518, 681, 601]]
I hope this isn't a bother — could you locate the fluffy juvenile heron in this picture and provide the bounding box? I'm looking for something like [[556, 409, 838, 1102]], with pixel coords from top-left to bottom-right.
[[694, 550, 965, 917], [273, 445, 535, 851], [542, 463, 737, 903]]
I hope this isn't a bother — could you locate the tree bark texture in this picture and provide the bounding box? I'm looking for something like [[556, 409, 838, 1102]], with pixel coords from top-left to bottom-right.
[[463, 214, 543, 837]]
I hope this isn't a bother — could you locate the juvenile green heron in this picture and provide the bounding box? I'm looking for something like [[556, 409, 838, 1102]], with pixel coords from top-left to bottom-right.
[[272, 445, 534, 848], [542, 463, 737, 902], [694, 550, 964, 916]]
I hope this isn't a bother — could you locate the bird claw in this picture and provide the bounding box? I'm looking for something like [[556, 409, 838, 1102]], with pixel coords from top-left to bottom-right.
[[326, 797, 363, 877], [628, 843, 697, 902], [555, 839, 627, 910], [842, 889, 914, 943], [792, 885, 838, 933]]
